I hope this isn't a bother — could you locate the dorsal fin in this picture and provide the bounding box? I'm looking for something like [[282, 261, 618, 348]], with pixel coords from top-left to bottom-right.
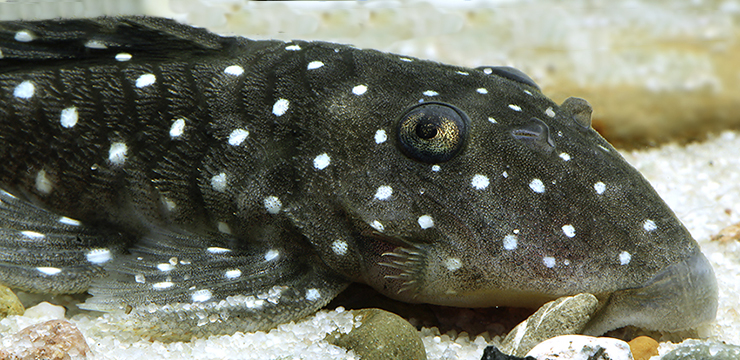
[[0, 16, 227, 71]]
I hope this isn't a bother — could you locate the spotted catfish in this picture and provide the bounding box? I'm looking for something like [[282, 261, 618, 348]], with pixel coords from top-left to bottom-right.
[[0, 17, 717, 339]]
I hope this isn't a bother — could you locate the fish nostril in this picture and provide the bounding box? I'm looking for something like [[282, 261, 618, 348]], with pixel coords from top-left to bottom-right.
[[511, 117, 555, 151]]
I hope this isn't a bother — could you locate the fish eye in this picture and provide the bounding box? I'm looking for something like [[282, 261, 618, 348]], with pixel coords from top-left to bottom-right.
[[397, 102, 469, 163]]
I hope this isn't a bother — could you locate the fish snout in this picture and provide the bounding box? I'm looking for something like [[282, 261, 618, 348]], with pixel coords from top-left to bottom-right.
[[583, 250, 718, 335]]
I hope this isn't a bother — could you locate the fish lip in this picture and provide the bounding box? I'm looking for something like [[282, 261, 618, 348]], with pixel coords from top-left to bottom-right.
[[583, 249, 718, 335]]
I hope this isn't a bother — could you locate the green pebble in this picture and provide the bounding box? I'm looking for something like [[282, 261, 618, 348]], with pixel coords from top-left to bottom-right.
[[326, 308, 427, 360]]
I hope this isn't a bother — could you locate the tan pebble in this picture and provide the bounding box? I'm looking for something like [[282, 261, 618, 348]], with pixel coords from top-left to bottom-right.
[[711, 222, 740, 243], [0, 284, 24, 318], [0, 319, 90, 360], [628, 336, 659, 360]]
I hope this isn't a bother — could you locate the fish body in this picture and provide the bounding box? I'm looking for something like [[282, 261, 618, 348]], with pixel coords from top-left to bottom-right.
[[0, 17, 717, 339]]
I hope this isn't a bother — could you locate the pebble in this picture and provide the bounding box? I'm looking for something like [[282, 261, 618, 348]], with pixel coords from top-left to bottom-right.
[[525, 335, 633, 360], [0, 284, 24, 318], [0, 319, 90, 360], [628, 336, 659, 360], [662, 340, 740, 360], [499, 293, 599, 356], [480, 345, 535, 360], [325, 308, 426, 360]]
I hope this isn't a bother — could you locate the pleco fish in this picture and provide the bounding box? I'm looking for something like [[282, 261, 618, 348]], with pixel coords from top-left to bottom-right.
[[0, 17, 717, 339]]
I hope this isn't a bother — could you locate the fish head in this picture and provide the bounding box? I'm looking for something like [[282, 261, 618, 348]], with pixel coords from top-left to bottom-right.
[[292, 47, 716, 334]]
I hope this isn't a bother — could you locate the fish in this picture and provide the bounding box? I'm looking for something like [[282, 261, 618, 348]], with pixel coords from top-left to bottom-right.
[[0, 16, 717, 339]]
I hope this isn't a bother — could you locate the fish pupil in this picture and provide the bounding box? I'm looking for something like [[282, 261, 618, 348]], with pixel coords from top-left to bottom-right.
[[416, 121, 439, 139]]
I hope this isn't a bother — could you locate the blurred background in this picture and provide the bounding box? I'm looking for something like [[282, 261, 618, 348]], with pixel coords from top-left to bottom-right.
[[1, 0, 738, 149]]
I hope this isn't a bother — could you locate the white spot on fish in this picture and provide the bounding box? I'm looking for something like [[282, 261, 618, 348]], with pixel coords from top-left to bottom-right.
[[375, 129, 387, 144], [264, 196, 282, 214], [456, 71, 469, 76], [307, 61, 324, 70], [157, 263, 174, 271], [423, 90, 439, 96], [445, 257, 462, 271], [115, 52, 132, 62], [523, 90, 533, 96], [135, 274, 146, 284], [503, 234, 518, 250], [399, 57, 413, 62], [418, 215, 434, 229], [285, 44, 301, 51], [59, 217, 81, 226], [153, 281, 174, 290], [228, 128, 249, 146], [84, 40, 107, 49], [476, 88, 488, 94], [529, 178, 545, 193], [374, 186, 393, 200], [488, 117, 497, 124], [559, 153, 571, 161], [35, 170, 52, 195], [562, 224, 576, 238], [191, 289, 212, 302], [21, 231, 44, 239], [313, 153, 330, 170], [60, 107, 78, 128], [224, 65, 244, 76], [502, 171, 509, 178], [264, 249, 280, 261], [482, 68, 493, 74], [508, 104, 522, 112], [619, 251, 632, 265], [545, 107, 556, 118], [598, 145, 611, 152], [306, 288, 321, 301], [217, 221, 231, 234], [543, 257, 556, 268], [225, 269, 242, 279], [108, 142, 127, 166], [272, 98, 289, 116], [207, 247, 231, 254], [643, 219, 657, 231], [332, 240, 348, 256], [352, 85, 368, 95], [135, 73, 156, 88], [86, 249, 112, 264], [14, 30, 34, 42], [370, 220, 384, 232], [163, 197, 176, 211], [36, 267, 61, 275], [471, 174, 490, 190], [168, 118, 185, 139], [594, 182, 606, 194], [211, 173, 227, 192], [432, 165, 441, 172], [13, 81, 34, 99]]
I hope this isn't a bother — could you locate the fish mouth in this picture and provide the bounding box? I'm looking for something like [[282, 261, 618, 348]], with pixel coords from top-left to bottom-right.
[[583, 250, 718, 335]]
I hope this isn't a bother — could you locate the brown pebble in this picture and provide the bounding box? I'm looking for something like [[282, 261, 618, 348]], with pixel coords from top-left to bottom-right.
[[711, 222, 740, 243], [0, 319, 90, 360], [628, 336, 659, 360]]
